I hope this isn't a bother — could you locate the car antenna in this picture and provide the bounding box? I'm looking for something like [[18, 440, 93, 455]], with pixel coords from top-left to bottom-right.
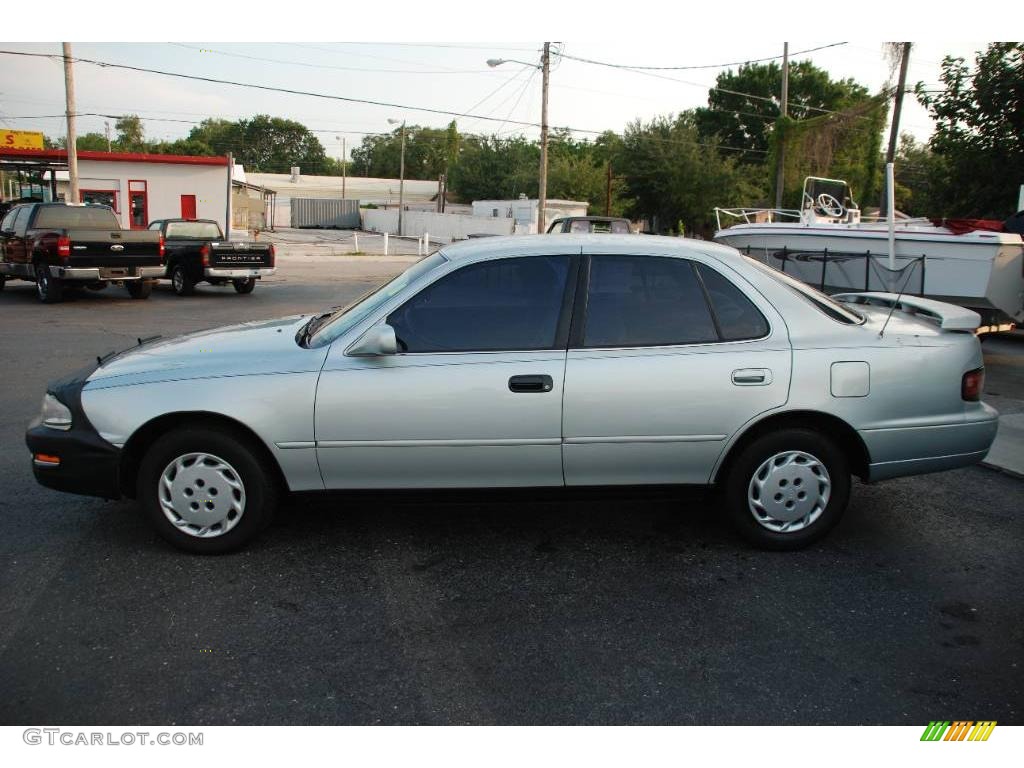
[[878, 257, 924, 339]]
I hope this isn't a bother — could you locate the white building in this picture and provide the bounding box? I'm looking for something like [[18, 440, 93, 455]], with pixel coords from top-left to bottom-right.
[[472, 197, 589, 232], [1, 148, 233, 234]]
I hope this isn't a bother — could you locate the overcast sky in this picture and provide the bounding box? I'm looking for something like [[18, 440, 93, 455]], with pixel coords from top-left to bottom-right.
[[0, 41, 987, 164]]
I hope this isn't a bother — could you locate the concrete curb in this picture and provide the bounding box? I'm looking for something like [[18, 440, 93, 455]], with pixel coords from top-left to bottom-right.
[[980, 460, 1024, 482]]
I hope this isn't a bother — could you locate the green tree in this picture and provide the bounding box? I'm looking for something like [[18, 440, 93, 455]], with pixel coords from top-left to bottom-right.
[[695, 61, 871, 161], [447, 134, 540, 201], [916, 43, 1024, 217], [546, 133, 624, 215], [115, 115, 146, 152], [618, 113, 763, 236], [351, 123, 462, 180]]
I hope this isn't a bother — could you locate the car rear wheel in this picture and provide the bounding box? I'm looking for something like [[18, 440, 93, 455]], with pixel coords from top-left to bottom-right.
[[233, 277, 256, 294], [137, 426, 278, 554], [171, 263, 195, 296], [724, 428, 850, 550], [35, 262, 63, 303], [127, 280, 153, 300]]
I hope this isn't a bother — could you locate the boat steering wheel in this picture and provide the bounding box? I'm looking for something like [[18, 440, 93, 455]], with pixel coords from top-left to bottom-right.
[[815, 193, 845, 218]]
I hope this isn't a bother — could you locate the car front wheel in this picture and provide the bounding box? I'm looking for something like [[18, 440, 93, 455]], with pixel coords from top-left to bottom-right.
[[137, 426, 278, 554], [35, 262, 64, 303], [724, 428, 850, 550]]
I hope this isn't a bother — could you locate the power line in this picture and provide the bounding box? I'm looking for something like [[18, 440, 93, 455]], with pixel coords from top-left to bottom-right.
[[557, 42, 848, 71]]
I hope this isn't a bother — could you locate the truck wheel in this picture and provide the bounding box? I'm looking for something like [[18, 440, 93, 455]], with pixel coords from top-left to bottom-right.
[[171, 263, 195, 296], [723, 428, 851, 551], [35, 263, 64, 303], [0, 274, 5, 291], [233, 277, 256, 294], [137, 426, 279, 554], [127, 280, 153, 300]]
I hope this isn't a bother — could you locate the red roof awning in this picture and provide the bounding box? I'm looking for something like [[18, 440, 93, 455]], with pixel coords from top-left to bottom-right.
[[0, 147, 229, 166]]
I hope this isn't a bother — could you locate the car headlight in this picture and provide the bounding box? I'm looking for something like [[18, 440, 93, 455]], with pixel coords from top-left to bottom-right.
[[40, 393, 72, 431]]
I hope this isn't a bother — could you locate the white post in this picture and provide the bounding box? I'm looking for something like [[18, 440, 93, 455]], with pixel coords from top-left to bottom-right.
[[1018, 184, 1023, 213], [353, 231, 359, 254], [886, 162, 896, 275], [424, 232, 429, 253], [417, 235, 423, 257], [383, 232, 389, 256]]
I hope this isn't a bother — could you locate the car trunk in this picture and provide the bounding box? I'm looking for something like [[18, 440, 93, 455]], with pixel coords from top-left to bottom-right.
[[208, 242, 274, 269], [65, 229, 163, 268]]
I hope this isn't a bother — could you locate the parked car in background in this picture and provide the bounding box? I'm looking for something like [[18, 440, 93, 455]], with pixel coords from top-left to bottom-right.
[[547, 216, 633, 234], [0, 202, 164, 302], [149, 218, 275, 296], [26, 234, 997, 554]]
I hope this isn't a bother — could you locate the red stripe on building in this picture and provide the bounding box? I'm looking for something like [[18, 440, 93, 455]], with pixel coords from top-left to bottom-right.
[[0, 147, 229, 166]]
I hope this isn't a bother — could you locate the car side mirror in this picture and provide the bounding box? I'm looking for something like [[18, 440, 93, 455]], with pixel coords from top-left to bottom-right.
[[347, 323, 398, 356]]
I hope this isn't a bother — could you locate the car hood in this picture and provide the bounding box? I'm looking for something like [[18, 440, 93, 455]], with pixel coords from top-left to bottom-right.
[[84, 315, 328, 389]]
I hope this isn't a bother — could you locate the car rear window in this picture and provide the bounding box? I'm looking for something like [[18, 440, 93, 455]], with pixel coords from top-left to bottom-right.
[[33, 205, 120, 230], [743, 255, 864, 325], [166, 221, 223, 239]]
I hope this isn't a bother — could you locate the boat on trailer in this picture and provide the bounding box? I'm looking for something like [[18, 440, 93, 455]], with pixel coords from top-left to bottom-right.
[[714, 176, 1024, 333]]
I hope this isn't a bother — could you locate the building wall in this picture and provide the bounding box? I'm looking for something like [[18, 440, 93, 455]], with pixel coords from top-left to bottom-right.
[[362, 208, 514, 242], [77, 160, 229, 231], [471, 199, 589, 231]]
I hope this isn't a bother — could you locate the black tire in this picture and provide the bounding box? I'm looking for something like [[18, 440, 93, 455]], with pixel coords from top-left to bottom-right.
[[137, 426, 279, 554], [127, 280, 153, 300], [723, 428, 850, 550], [0, 274, 6, 291], [233, 277, 256, 294], [35, 262, 63, 303], [171, 263, 195, 296]]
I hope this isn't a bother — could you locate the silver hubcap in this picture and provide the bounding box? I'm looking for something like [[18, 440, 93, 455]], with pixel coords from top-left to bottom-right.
[[36, 268, 47, 298], [748, 450, 830, 533], [173, 269, 183, 291], [158, 452, 246, 538]]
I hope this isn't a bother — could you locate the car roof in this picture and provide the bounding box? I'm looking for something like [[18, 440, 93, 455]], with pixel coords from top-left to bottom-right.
[[439, 233, 743, 263]]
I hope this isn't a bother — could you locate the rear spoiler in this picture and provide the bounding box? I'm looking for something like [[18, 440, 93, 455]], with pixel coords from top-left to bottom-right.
[[833, 292, 981, 331]]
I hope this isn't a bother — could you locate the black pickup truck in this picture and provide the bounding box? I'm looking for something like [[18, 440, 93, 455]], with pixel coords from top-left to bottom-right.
[[0, 202, 164, 303], [149, 218, 276, 296]]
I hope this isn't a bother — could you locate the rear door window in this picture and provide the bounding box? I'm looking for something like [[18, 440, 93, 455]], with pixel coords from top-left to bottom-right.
[[582, 255, 718, 347], [695, 264, 769, 340]]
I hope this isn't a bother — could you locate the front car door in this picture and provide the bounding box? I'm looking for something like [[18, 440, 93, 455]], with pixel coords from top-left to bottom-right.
[[562, 247, 792, 486], [315, 248, 577, 488]]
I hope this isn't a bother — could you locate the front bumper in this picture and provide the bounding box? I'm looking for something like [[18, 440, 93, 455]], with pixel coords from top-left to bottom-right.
[[50, 265, 165, 281], [25, 362, 122, 500], [862, 403, 1000, 481], [205, 267, 275, 279]]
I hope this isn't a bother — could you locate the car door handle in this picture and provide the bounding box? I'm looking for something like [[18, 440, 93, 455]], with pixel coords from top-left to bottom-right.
[[732, 368, 772, 386], [508, 375, 553, 393]]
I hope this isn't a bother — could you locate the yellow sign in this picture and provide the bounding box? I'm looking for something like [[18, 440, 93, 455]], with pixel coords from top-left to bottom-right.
[[2, 130, 45, 150]]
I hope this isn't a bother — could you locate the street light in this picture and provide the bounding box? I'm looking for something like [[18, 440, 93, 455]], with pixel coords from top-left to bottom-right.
[[488, 44, 551, 233], [335, 135, 346, 200], [387, 118, 406, 236]]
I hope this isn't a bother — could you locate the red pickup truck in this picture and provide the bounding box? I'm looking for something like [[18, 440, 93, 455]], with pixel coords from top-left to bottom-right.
[[0, 202, 164, 303]]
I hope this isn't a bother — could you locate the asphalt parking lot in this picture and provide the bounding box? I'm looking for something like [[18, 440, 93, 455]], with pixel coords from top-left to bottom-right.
[[0, 249, 1022, 725]]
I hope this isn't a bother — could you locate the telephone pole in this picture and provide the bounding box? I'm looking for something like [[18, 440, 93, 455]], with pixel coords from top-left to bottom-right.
[[537, 42, 551, 234], [880, 42, 912, 217], [63, 42, 79, 204], [773, 42, 789, 211], [341, 137, 346, 199]]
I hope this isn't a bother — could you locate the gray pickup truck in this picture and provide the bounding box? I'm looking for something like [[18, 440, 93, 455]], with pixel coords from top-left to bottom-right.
[[0, 202, 164, 303], [149, 218, 276, 296]]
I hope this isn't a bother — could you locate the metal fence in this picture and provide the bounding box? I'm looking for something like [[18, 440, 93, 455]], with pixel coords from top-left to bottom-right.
[[290, 198, 360, 229]]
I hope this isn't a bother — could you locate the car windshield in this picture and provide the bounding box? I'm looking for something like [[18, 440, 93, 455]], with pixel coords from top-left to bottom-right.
[[166, 221, 223, 239], [307, 251, 448, 347], [33, 205, 120, 230], [742, 255, 864, 325]]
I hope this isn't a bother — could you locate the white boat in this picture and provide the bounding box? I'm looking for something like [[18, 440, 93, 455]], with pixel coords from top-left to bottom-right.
[[714, 177, 1024, 332]]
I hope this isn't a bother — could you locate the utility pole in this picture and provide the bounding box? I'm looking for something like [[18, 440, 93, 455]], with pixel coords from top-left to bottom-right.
[[537, 42, 551, 234], [605, 162, 612, 216], [63, 42, 79, 205], [881, 42, 912, 217], [104, 121, 111, 152], [398, 122, 406, 236], [773, 42, 789, 212], [341, 137, 347, 199]]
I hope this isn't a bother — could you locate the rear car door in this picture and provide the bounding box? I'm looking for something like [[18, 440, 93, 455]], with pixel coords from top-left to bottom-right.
[[315, 252, 577, 488], [562, 250, 792, 485]]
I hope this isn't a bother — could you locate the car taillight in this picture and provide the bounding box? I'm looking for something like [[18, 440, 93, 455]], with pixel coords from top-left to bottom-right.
[[158, 236, 166, 259], [200, 244, 210, 267], [268, 243, 275, 267], [962, 367, 984, 401], [56, 236, 71, 259]]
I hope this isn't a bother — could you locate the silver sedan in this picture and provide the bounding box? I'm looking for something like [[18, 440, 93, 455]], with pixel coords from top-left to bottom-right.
[[26, 234, 999, 553]]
